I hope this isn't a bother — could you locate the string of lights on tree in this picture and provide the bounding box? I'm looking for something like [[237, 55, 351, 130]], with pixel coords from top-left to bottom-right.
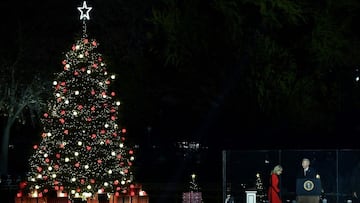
[[23, 1, 135, 200]]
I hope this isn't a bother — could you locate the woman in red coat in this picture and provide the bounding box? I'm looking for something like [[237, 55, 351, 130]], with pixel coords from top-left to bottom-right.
[[268, 165, 283, 203]]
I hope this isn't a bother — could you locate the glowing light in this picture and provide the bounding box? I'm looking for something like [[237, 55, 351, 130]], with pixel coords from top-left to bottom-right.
[[130, 156, 135, 161], [119, 143, 124, 148], [56, 93, 61, 97], [74, 152, 79, 156], [71, 177, 76, 182], [116, 101, 121, 106], [65, 100, 69, 104], [87, 70, 91, 74], [111, 152, 116, 156], [121, 180, 126, 185], [84, 165, 89, 169], [104, 182, 109, 187], [65, 157, 70, 162], [87, 185, 91, 189], [111, 75, 116, 79], [52, 174, 57, 178], [47, 133, 52, 137], [108, 170, 112, 174], [78, 141, 83, 146], [75, 90, 79, 95], [77, 1, 92, 20], [105, 124, 109, 128], [48, 166, 53, 171], [53, 81, 58, 85]]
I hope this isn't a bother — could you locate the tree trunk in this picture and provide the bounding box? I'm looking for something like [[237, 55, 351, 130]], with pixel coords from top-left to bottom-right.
[[0, 119, 14, 176]]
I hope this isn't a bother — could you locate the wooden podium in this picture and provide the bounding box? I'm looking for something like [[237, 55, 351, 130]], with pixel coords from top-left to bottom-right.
[[296, 178, 321, 203]]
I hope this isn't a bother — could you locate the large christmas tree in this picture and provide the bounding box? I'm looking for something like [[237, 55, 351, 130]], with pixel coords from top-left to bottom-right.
[[24, 1, 135, 199]]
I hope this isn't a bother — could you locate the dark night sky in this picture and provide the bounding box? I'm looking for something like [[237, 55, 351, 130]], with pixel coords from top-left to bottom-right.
[[2, 0, 360, 166], [3, 2, 360, 203]]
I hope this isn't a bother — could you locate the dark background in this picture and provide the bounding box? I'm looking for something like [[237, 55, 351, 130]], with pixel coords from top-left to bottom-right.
[[2, 0, 360, 202]]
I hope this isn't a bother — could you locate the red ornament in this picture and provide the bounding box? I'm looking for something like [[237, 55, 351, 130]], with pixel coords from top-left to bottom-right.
[[72, 45, 76, 50], [61, 110, 66, 115], [114, 180, 119, 185], [42, 133, 47, 138], [16, 192, 22, 198], [125, 169, 129, 174], [62, 88, 67, 93], [75, 162, 80, 167], [86, 146, 92, 151], [106, 139, 110, 144], [92, 63, 98, 68], [81, 67, 86, 72], [90, 179, 95, 183], [19, 181, 27, 189], [129, 150, 134, 155], [57, 98, 62, 102], [85, 51, 89, 56], [78, 105, 83, 110], [43, 113, 49, 118], [105, 80, 110, 85], [91, 106, 96, 111], [43, 176, 48, 180], [112, 133, 117, 137], [97, 159, 102, 164], [115, 192, 119, 197], [37, 166, 42, 172], [121, 137, 126, 141], [83, 39, 89, 44], [62, 60, 67, 65], [101, 92, 106, 96], [54, 165, 59, 170], [74, 71, 79, 76], [44, 189, 49, 193], [92, 40, 97, 46], [60, 82, 66, 86], [56, 153, 61, 158], [87, 117, 92, 122], [91, 89, 96, 95], [91, 134, 97, 139], [111, 92, 115, 96], [117, 154, 122, 159], [116, 187, 121, 191], [122, 128, 127, 133], [64, 130, 69, 135], [59, 143, 65, 148], [110, 108, 116, 113], [59, 118, 65, 124], [45, 158, 50, 163], [38, 193, 43, 198], [81, 179, 85, 184], [33, 145, 38, 150], [98, 57, 102, 61], [100, 130, 106, 134]]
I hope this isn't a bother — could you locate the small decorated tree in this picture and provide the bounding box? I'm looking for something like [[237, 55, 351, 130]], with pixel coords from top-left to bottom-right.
[[255, 173, 266, 203]]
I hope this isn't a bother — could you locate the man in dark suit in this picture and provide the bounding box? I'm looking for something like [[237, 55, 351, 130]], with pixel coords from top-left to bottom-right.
[[296, 158, 321, 203], [299, 158, 317, 179]]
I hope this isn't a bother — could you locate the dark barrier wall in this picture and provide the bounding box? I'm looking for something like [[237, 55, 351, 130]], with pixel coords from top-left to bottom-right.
[[223, 150, 360, 203]]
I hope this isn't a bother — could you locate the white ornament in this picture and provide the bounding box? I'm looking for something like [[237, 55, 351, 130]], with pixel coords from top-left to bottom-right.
[[77, 1, 92, 20]]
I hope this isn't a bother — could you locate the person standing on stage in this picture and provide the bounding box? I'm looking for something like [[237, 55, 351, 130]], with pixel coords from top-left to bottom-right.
[[268, 165, 283, 203]]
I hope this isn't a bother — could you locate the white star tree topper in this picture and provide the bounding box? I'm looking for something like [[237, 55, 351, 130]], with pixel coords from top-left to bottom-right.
[[77, 1, 92, 20]]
